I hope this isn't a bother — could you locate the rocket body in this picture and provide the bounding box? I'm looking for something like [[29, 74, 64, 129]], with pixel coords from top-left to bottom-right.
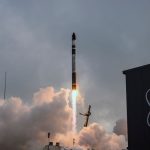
[[72, 33, 77, 90]]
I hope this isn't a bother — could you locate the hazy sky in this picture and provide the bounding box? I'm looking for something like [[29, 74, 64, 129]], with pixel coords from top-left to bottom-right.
[[0, 0, 150, 131]]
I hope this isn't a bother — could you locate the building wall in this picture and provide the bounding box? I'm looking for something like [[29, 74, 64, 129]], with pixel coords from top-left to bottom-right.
[[123, 64, 150, 150]]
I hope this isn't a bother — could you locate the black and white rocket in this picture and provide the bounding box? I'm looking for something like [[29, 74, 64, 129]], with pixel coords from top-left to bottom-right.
[[72, 32, 77, 90]]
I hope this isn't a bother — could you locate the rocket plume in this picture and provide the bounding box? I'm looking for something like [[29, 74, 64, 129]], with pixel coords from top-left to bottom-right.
[[72, 90, 77, 133]]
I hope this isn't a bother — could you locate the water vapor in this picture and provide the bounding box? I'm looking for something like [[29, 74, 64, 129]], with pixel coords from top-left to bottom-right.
[[0, 86, 126, 150], [113, 118, 127, 140], [79, 123, 126, 150], [0, 87, 72, 150]]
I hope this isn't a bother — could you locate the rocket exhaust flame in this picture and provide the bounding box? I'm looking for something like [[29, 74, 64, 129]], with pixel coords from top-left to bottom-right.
[[72, 90, 78, 133]]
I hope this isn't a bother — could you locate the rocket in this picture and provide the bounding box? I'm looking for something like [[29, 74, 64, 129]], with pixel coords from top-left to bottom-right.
[[72, 32, 77, 90]]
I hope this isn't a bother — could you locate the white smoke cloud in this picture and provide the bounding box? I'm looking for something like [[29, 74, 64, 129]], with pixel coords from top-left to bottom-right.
[[0, 87, 72, 150], [113, 119, 127, 140], [0, 86, 126, 150], [78, 123, 126, 150]]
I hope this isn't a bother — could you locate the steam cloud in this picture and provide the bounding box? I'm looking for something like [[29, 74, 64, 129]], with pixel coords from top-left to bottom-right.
[[0, 86, 126, 150], [79, 123, 126, 150], [0, 87, 72, 150], [113, 119, 127, 140]]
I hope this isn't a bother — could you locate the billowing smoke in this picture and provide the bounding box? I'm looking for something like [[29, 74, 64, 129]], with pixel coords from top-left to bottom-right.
[[0, 87, 72, 150], [78, 123, 126, 150], [0, 86, 126, 150], [113, 119, 127, 140]]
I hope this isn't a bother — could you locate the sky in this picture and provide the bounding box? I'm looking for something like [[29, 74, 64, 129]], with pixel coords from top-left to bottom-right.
[[0, 0, 150, 148]]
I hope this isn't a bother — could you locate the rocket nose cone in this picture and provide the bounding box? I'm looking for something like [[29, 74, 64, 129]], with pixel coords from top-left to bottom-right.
[[72, 32, 76, 40]]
